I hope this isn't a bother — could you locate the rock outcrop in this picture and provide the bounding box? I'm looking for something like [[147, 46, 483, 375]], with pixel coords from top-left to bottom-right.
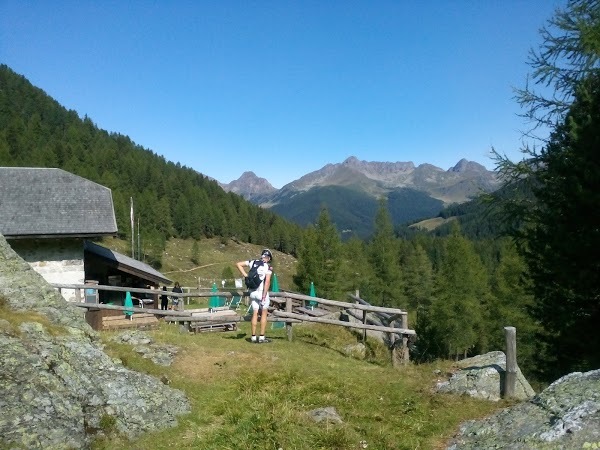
[[435, 351, 535, 401], [447, 369, 600, 449], [0, 234, 190, 449]]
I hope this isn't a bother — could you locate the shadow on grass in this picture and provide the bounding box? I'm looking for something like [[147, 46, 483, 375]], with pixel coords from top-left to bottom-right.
[[224, 333, 248, 340]]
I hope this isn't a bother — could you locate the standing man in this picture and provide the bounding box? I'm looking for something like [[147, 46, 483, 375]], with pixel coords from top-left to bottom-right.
[[160, 285, 169, 310], [236, 249, 273, 343], [172, 281, 183, 310]]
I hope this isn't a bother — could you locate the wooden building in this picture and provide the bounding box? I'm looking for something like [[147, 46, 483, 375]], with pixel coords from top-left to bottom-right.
[[0, 167, 170, 302]]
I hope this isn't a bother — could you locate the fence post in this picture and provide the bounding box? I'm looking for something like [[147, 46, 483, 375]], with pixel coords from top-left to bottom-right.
[[361, 309, 367, 343], [503, 326, 517, 398], [286, 296, 293, 342], [390, 332, 399, 367], [354, 290, 367, 342], [401, 314, 409, 364], [197, 277, 202, 305]]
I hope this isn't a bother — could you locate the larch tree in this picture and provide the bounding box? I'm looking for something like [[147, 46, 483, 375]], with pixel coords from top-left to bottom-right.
[[494, 0, 600, 379]]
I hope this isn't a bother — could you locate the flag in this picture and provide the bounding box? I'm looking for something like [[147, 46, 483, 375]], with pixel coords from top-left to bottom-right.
[[130, 197, 134, 230]]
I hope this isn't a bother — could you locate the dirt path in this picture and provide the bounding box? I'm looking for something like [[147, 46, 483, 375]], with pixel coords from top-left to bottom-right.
[[163, 262, 224, 274]]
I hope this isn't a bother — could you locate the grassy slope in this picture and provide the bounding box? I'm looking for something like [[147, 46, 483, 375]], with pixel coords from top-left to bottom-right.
[[92, 237, 508, 449], [93, 323, 509, 450], [408, 216, 457, 232], [98, 237, 298, 291]]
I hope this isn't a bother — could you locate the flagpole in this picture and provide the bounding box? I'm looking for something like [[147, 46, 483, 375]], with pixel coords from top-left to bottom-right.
[[137, 218, 140, 261], [130, 197, 134, 258]]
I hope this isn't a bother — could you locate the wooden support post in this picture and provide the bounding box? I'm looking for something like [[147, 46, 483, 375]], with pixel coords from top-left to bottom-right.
[[401, 314, 409, 364], [390, 332, 399, 368], [504, 326, 517, 398], [361, 309, 367, 342], [286, 297, 293, 342], [197, 277, 201, 305]]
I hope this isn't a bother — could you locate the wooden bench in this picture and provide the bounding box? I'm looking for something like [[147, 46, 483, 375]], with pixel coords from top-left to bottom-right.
[[190, 322, 237, 333], [168, 309, 239, 333], [101, 313, 159, 330]]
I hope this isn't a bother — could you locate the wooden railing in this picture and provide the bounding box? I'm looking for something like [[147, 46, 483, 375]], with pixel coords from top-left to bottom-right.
[[52, 283, 414, 364], [268, 291, 413, 365]]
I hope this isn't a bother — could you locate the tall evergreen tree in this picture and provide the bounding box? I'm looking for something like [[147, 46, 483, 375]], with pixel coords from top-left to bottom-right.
[[293, 208, 342, 300], [486, 239, 540, 377], [495, 0, 600, 379], [428, 223, 489, 359], [339, 236, 367, 295], [293, 226, 320, 294], [524, 75, 600, 377], [402, 242, 434, 313], [365, 199, 404, 307]]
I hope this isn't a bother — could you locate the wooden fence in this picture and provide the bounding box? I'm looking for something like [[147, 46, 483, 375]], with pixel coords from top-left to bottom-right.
[[52, 283, 415, 364]]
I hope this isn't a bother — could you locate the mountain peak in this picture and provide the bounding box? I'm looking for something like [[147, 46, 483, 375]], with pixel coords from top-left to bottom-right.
[[237, 171, 260, 181], [449, 159, 487, 173], [221, 172, 276, 200], [342, 156, 360, 165]]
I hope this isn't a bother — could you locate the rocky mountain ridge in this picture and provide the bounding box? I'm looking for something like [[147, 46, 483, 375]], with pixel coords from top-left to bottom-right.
[[220, 156, 500, 207]]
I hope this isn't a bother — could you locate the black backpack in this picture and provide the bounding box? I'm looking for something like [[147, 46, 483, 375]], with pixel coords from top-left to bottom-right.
[[245, 260, 262, 289]]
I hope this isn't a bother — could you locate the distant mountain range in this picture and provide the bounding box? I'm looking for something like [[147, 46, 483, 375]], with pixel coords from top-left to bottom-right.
[[220, 156, 501, 238]]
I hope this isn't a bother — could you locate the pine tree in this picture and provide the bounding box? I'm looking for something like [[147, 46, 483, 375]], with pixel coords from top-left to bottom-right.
[[365, 200, 404, 307], [293, 208, 342, 300], [486, 239, 540, 376], [494, 0, 600, 378], [428, 223, 489, 359]]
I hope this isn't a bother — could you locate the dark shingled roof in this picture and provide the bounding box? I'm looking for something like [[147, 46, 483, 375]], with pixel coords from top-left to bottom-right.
[[84, 241, 171, 285], [0, 167, 118, 238]]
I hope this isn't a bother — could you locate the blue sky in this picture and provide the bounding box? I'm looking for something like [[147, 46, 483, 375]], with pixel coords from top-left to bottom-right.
[[1, 1, 563, 188]]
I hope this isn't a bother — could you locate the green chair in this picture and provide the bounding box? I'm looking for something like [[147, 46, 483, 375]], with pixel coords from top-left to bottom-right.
[[228, 295, 243, 310]]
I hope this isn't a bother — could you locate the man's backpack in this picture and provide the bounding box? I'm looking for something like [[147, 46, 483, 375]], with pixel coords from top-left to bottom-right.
[[245, 260, 262, 289]]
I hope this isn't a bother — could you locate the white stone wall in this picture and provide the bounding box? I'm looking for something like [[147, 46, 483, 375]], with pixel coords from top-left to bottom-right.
[[9, 239, 85, 302]]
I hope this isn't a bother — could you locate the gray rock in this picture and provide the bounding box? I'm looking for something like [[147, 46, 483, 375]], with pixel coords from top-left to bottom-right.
[[0, 234, 191, 449], [343, 343, 366, 359], [308, 407, 343, 424], [447, 369, 600, 449], [435, 351, 535, 401], [111, 330, 179, 366]]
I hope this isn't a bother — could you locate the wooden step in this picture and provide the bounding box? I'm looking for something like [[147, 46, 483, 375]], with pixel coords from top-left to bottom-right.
[[103, 313, 156, 322], [101, 315, 159, 330], [190, 322, 237, 333]]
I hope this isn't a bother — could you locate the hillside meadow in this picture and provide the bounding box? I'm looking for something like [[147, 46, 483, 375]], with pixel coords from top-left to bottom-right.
[[90, 237, 511, 449], [99, 237, 298, 291], [93, 322, 509, 450]]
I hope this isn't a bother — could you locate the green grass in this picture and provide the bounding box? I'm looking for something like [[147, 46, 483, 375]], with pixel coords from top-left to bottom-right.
[[90, 237, 506, 449], [0, 295, 68, 337], [92, 322, 506, 450], [98, 237, 298, 291]]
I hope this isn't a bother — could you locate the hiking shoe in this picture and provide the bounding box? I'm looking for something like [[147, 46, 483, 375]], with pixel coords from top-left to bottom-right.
[[251, 335, 257, 343]]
